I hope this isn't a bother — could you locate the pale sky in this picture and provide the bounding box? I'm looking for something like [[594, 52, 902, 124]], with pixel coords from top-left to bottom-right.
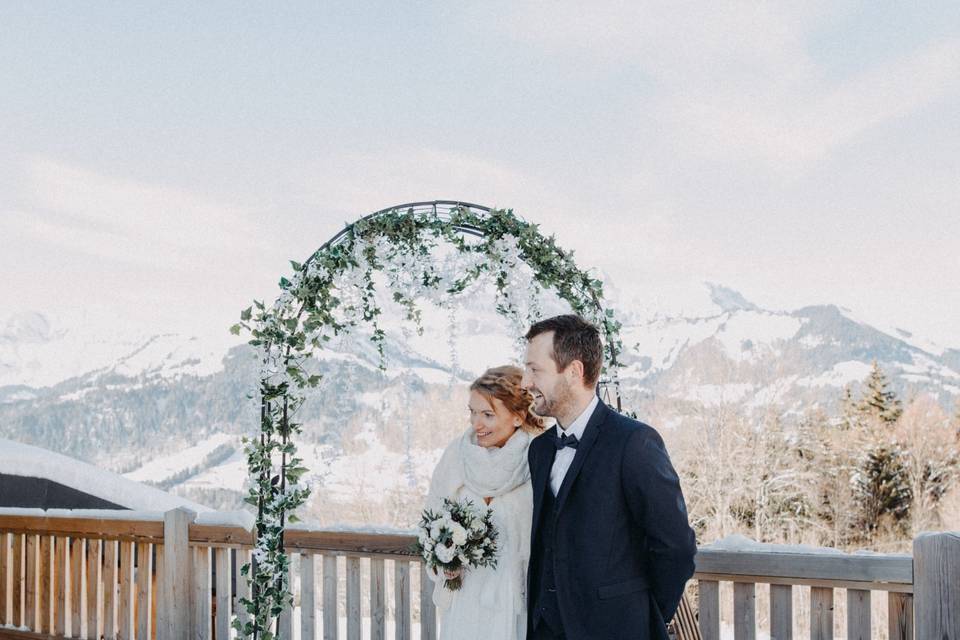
[[2, 2, 959, 348]]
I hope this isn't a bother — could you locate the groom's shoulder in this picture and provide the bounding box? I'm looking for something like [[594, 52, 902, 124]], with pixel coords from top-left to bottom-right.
[[530, 426, 556, 450], [602, 406, 664, 444]]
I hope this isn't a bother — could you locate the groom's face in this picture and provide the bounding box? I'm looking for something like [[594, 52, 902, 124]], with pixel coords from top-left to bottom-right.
[[522, 331, 573, 419]]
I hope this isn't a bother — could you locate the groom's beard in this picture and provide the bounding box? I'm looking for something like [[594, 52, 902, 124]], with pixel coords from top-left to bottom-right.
[[534, 377, 574, 422]]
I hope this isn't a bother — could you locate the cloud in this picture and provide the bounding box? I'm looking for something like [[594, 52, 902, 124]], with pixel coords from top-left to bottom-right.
[[496, 1, 823, 80], [17, 157, 269, 269], [290, 146, 696, 281], [293, 148, 551, 217], [668, 38, 960, 170], [490, 2, 960, 174], [801, 40, 960, 153]]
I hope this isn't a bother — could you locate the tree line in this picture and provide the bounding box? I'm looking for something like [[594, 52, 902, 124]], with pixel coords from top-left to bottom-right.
[[678, 362, 960, 550]]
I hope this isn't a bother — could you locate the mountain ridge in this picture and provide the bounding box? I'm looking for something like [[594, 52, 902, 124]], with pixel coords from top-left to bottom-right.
[[2, 282, 957, 511]]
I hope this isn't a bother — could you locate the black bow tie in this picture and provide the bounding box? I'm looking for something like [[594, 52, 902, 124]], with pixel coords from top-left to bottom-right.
[[555, 433, 579, 450]]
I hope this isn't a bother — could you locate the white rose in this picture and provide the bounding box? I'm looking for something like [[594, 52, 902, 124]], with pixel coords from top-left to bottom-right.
[[451, 523, 468, 546], [436, 544, 455, 564]]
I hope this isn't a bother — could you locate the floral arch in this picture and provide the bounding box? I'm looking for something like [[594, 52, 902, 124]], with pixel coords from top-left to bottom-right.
[[230, 201, 624, 638]]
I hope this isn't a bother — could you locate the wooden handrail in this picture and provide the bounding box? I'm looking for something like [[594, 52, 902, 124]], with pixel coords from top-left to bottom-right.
[[3, 511, 920, 588], [0, 514, 164, 542], [694, 547, 913, 590], [188, 523, 254, 546], [283, 530, 417, 557]]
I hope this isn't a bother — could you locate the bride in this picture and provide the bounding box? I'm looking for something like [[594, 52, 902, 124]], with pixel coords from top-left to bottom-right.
[[425, 365, 544, 640]]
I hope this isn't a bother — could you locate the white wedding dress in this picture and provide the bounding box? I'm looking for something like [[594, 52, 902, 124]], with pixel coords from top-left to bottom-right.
[[425, 427, 533, 640]]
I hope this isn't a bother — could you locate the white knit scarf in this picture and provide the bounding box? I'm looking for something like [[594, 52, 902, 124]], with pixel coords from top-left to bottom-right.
[[457, 427, 531, 498]]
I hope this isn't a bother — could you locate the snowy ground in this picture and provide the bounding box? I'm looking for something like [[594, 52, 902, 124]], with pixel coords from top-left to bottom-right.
[[125, 432, 237, 484]]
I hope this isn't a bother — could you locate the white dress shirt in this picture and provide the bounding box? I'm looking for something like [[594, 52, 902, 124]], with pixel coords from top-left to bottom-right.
[[549, 394, 600, 496]]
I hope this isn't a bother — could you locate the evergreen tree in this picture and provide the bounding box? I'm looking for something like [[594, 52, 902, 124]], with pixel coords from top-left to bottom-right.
[[839, 385, 861, 430], [854, 445, 913, 536], [858, 361, 903, 424]]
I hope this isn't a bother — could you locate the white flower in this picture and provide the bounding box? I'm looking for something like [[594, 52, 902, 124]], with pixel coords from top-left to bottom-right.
[[436, 544, 455, 564], [450, 523, 468, 546]]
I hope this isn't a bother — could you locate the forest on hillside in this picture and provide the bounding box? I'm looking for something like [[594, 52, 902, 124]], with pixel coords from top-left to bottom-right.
[[675, 362, 960, 551]]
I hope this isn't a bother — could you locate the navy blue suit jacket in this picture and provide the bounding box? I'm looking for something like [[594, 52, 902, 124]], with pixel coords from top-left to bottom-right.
[[527, 401, 697, 639]]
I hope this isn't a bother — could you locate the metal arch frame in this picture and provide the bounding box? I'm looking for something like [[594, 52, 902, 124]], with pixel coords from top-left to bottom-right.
[[308, 200, 494, 261], [303, 199, 622, 411]]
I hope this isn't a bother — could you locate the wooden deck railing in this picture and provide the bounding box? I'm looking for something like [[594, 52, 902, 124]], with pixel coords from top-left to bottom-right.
[[1, 509, 958, 639], [694, 542, 916, 640]]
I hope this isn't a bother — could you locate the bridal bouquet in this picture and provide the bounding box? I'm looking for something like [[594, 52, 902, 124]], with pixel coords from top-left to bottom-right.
[[414, 497, 499, 591]]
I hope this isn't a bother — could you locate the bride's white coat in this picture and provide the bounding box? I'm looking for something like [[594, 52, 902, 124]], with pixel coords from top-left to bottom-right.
[[425, 427, 533, 640]]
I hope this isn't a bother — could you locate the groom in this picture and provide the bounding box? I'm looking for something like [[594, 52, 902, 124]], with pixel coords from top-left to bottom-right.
[[523, 315, 697, 640]]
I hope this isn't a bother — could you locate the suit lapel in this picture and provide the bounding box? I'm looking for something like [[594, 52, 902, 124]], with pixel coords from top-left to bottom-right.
[[555, 401, 610, 515], [530, 425, 557, 542]]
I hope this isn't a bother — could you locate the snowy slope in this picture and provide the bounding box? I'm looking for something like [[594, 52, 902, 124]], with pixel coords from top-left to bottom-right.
[[125, 432, 237, 485]]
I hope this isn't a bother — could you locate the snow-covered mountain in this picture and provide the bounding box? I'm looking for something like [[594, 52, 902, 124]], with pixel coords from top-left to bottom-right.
[[0, 311, 240, 392], [616, 283, 960, 419], [2, 283, 958, 516]]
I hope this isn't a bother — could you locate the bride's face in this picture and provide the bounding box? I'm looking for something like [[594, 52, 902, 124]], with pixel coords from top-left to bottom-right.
[[468, 390, 519, 449]]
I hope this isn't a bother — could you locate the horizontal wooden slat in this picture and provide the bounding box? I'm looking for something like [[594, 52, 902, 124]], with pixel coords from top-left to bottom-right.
[[0, 517, 164, 543], [0, 629, 65, 640], [284, 531, 418, 557], [695, 549, 913, 585], [182, 524, 419, 551], [694, 572, 913, 593], [188, 524, 254, 547]]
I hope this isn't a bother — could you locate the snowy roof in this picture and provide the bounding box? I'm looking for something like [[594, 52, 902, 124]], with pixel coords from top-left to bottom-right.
[[0, 438, 210, 512]]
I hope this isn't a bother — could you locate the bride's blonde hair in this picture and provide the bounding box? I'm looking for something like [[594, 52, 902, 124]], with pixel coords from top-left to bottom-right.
[[469, 365, 546, 434]]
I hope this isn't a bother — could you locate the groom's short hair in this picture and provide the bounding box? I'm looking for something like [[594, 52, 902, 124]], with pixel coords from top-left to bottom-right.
[[525, 314, 603, 387]]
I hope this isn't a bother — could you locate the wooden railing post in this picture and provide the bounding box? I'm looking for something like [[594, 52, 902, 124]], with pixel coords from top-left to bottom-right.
[[914, 531, 960, 640], [159, 508, 196, 640]]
